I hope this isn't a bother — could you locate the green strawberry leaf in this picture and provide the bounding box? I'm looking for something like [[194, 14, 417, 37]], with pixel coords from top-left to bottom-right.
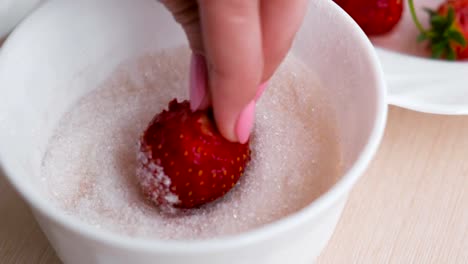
[[431, 40, 448, 58], [430, 14, 448, 29], [447, 6, 455, 24], [446, 45, 456, 60], [447, 29, 467, 46]]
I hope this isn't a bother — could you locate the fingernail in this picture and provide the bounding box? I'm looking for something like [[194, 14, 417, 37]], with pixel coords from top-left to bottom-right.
[[235, 100, 256, 144], [254, 81, 268, 102], [189, 53, 208, 111]]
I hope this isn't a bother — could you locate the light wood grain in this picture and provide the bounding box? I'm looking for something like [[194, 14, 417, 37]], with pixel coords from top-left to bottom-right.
[[317, 106, 468, 263], [0, 177, 60, 263], [1, 106, 467, 263]]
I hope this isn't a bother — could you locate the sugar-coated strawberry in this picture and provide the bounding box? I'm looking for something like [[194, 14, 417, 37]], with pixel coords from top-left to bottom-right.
[[136, 99, 251, 211], [409, 0, 468, 60], [334, 0, 403, 35]]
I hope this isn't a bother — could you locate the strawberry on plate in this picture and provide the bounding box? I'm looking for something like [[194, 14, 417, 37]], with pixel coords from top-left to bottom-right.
[[333, 0, 403, 36], [136, 99, 251, 211], [409, 0, 468, 60]]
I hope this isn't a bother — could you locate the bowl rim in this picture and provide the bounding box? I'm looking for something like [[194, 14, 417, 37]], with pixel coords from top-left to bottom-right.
[[0, 0, 387, 253]]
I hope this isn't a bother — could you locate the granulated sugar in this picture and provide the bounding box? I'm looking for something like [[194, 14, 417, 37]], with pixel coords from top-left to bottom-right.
[[40, 47, 343, 240]]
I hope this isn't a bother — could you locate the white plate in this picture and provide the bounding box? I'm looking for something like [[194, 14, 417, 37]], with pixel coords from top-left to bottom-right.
[[371, 0, 468, 115]]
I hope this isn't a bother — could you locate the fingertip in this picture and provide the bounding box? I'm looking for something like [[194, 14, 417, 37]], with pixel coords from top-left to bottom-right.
[[212, 99, 256, 144], [235, 100, 256, 144]]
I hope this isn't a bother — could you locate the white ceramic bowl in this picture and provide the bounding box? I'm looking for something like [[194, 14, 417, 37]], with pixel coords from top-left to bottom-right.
[[0, 0, 387, 263]]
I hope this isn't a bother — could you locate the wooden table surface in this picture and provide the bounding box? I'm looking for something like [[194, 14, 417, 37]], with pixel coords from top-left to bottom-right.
[[1, 106, 467, 263]]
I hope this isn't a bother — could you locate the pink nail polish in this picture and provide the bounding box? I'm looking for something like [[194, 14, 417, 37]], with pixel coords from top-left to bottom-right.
[[189, 53, 208, 111], [254, 81, 268, 102], [235, 100, 256, 144]]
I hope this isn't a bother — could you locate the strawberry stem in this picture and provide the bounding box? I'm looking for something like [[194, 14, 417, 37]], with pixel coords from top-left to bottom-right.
[[408, 0, 427, 34]]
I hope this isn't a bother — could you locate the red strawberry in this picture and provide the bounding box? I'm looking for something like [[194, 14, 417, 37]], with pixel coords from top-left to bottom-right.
[[409, 0, 468, 60], [136, 99, 251, 211], [334, 0, 403, 36]]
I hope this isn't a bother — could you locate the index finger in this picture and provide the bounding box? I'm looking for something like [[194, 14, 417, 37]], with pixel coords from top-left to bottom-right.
[[198, 0, 263, 142]]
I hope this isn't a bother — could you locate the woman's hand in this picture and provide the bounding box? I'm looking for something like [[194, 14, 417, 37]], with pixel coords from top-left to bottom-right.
[[161, 0, 308, 143]]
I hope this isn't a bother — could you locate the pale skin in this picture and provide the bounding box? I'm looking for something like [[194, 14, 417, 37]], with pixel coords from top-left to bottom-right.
[[161, 0, 308, 143]]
